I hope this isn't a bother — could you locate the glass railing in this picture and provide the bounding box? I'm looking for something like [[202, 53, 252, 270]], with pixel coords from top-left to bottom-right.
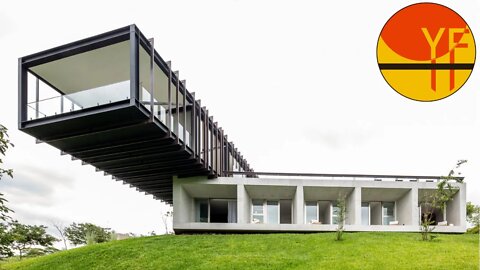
[[140, 87, 169, 125], [141, 87, 194, 149], [27, 81, 130, 120]]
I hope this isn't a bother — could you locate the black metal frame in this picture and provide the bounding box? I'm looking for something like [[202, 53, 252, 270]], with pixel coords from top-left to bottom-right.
[[18, 24, 253, 202]]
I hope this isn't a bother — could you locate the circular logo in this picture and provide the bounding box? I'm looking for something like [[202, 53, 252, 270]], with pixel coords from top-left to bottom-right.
[[377, 3, 475, 101]]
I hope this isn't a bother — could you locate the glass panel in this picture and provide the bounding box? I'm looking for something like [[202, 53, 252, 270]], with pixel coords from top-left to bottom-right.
[[227, 200, 237, 223], [139, 45, 178, 127], [252, 200, 264, 215], [200, 120, 204, 160], [382, 202, 395, 225], [28, 40, 130, 120], [267, 201, 279, 224], [252, 200, 264, 223], [361, 202, 370, 226], [332, 202, 339, 225], [195, 199, 209, 223], [305, 201, 318, 224]]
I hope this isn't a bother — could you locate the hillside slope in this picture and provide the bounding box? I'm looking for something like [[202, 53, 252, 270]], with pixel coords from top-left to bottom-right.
[[1, 233, 478, 270]]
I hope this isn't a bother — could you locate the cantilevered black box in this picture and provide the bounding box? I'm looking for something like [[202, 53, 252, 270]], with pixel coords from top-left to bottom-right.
[[18, 25, 252, 203]]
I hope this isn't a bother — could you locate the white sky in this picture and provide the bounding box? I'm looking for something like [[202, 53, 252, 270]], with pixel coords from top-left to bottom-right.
[[0, 0, 479, 241]]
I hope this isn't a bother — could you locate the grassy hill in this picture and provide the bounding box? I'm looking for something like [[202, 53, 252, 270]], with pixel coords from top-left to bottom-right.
[[1, 233, 478, 270]]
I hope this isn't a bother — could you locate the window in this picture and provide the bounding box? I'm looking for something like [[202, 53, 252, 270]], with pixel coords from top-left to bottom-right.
[[195, 199, 209, 223], [332, 202, 339, 225], [305, 201, 318, 224], [361, 202, 370, 226], [382, 202, 395, 225], [194, 199, 237, 223], [267, 201, 279, 224], [252, 200, 264, 223]]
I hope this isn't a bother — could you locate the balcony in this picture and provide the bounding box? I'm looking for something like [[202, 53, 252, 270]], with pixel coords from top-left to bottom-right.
[[18, 25, 253, 203]]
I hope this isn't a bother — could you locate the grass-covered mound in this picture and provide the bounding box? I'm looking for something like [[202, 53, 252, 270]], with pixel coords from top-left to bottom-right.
[[1, 233, 478, 270]]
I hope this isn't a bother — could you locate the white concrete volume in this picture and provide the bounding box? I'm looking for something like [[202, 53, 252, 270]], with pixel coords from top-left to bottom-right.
[[173, 176, 466, 233]]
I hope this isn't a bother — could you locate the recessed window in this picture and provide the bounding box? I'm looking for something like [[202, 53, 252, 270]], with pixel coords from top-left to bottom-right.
[[382, 202, 395, 225], [267, 201, 279, 224], [195, 199, 209, 223], [194, 199, 237, 223], [361, 202, 370, 226], [305, 201, 318, 224], [332, 202, 340, 225], [252, 200, 264, 223]]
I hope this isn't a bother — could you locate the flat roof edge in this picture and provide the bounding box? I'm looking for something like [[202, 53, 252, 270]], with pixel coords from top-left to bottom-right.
[[20, 25, 134, 67]]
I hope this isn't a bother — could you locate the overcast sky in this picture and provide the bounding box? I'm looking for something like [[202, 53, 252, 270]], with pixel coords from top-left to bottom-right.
[[0, 0, 479, 241]]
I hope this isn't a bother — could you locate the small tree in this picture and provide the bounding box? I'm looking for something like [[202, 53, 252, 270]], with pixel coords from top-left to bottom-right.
[[466, 202, 480, 232], [161, 210, 173, 234], [64, 223, 112, 246], [9, 221, 57, 259], [335, 194, 347, 241], [0, 222, 13, 258], [52, 222, 68, 250], [419, 160, 467, 241], [0, 124, 14, 259], [0, 124, 14, 222]]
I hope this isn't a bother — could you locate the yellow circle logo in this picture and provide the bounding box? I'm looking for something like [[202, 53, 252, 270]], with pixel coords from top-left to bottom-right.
[[377, 3, 475, 101]]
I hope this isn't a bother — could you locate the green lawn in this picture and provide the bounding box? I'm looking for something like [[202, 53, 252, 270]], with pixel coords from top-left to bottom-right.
[[1, 233, 478, 270]]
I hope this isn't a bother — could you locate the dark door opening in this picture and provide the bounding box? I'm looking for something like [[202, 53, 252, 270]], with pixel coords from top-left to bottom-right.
[[280, 200, 292, 224], [209, 199, 229, 223]]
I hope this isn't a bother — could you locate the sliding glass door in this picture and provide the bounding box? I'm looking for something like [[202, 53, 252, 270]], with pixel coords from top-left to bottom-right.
[[252, 200, 264, 223], [267, 201, 279, 224], [361, 202, 370, 225], [305, 201, 318, 224], [382, 202, 395, 225], [194, 199, 237, 223]]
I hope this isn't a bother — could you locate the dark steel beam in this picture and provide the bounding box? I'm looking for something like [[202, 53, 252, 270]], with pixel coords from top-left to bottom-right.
[[209, 116, 214, 174], [18, 58, 27, 128], [90, 149, 191, 167], [40, 121, 150, 144], [205, 109, 209, 170], [66, 136, 172, 156], [191, 93, 196, 158], [149, 38, 155, 122], [130, 25, 139, 105], [182, 80, 187, 149], [101, 158, 197, 174], [123, 177, 172, 185], [167, 61, 172, 137], [79, 143, 181, 163], [115, 166, 205, 180], [174, 71, 180, 144], [110, 163, 204, 178]]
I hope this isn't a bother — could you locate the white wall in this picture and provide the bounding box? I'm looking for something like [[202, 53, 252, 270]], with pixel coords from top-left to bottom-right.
[[446, 189, 461, 226], [346, 187, 361, 225], [294, 186, 304, 224], [397, 189, 413, 225], [173, 177, 466, 233], [237, 184, 250, 224], [173, 178, 194, 223], [370, 202, 382, 225]]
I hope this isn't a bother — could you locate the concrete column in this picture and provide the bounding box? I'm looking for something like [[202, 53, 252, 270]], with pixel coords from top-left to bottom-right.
[[172, 176, 193, 224], [397, 188, 414, 225], [294, 185, 304, 224], [447, 183, 466, 229], [459, 183, 466, 229], [411, 187, 419, 226], [237, 184, 249, 224], [345, 187, 361, 225]]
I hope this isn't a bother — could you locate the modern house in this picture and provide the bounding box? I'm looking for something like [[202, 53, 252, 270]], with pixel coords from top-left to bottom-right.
[[18, 25, 467, 233]]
